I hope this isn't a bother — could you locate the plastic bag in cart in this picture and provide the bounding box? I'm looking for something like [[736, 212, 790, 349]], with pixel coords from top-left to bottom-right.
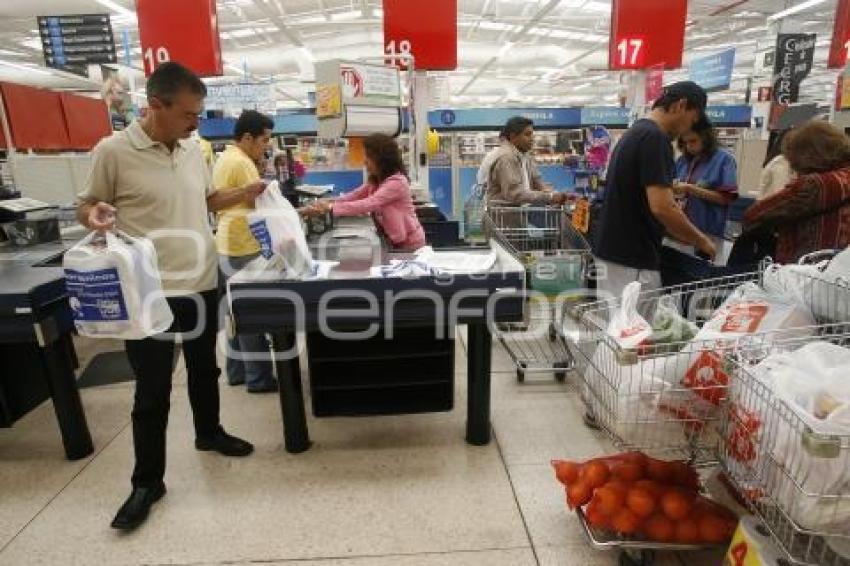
[[673, 283, 815, 409], [63, 230, 173, 339], [729, 343, 850, 534], [606, 281, 652, 349], [247, 180, 313, 279]]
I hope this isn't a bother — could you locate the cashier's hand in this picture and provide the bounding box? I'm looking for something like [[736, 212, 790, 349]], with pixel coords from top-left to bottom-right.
[[87, 202, 116, 231], [550, 192, 569, 206], [696, 235, 718, 262], [242, 181, 267, 204]]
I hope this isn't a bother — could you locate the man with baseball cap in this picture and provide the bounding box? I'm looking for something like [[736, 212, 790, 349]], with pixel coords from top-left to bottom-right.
[[593, 81, 716, 302]]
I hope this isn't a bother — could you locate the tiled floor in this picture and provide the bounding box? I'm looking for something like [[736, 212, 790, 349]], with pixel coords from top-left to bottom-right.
[[0, 331, 725, 566]]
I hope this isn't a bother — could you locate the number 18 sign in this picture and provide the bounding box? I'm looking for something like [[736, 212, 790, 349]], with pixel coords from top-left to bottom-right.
[[383, 0, 457, 70], [136, 0, 223, 77], [609, 0, 687, 70]]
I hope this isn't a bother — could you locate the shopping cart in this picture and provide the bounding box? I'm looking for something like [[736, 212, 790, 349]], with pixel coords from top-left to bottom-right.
[[715, 270, 850, 566], [565, 266, 850, 464], [483, 203, 592, 382]]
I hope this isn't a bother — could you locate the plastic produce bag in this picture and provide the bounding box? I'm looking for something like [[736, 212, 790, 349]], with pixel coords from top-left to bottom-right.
[[247, 180, 313, 279], [63, 230, 173, 339], [606, 281, 652, 349], [646, 296, 698, 347], [731, 343, 850, 533]]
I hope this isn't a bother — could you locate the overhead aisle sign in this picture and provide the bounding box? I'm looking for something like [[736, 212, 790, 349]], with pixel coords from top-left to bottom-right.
[[37, 14, 117, 76], [383, 0, 457, 70], [609, 0, 687, 70], [136, 0, 223, 77], [689, 48, 736, 92], [829, 0, 850, 68]]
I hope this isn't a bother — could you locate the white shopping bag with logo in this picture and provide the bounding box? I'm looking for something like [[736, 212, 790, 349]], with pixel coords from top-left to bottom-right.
[[246, 180, 313, 279], [606, 281, 652, 349], [63, 230, 173, 339]]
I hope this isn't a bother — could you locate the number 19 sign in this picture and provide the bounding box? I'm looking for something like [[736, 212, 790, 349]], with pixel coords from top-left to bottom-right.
[[136, 0, 223, 77], [609, 0, 687, 70]]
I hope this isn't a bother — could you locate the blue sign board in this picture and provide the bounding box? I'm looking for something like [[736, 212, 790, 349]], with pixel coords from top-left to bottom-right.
[[705, 105, 752, 126], [689, 48, 736, 93], [428, 107, 582, 130], [580, 107, 630, 127]]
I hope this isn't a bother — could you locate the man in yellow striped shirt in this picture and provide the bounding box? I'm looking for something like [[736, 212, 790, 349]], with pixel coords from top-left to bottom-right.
[[213, 110, 277, 393]]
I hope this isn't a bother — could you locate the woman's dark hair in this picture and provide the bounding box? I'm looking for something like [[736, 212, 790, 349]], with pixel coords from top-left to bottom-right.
[[677, 122, 718, 158], [763, 128, 792, 167], [364, 133, 407, 184], [783, 120, 850, 175]]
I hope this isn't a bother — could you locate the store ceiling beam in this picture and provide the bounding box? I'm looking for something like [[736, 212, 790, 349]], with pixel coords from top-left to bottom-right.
[[256, 0, 306, 47], [456, 0, 562, 95]]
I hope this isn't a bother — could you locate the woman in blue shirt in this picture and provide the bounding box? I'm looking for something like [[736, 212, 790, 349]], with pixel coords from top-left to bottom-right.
[[674, 121, 738, 254]]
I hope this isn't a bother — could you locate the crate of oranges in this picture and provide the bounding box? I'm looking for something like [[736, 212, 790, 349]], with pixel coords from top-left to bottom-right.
[[553, 452, 738, 555]]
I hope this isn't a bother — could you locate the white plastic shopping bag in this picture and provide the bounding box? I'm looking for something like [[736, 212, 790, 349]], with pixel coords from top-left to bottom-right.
[[63, 230, 173, 339], [246, 180, 313, 279], [731, 343, 850, 533], [606, 281, 652, 349]]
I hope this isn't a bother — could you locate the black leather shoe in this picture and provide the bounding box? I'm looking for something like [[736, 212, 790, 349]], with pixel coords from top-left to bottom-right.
[[195, 428, 254, 457], [110, 484, 166, 531]]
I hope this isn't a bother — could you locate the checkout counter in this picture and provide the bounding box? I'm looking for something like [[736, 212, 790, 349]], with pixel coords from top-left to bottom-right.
[[0, 233, 93, 460], [228, 217, 526, 453]]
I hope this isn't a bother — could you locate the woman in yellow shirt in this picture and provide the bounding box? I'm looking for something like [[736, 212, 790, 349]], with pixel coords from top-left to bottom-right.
[[212, 110, 277, 393]]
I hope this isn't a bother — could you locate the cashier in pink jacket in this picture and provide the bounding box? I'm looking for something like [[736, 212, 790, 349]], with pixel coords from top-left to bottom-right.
[[303, 133, 426, 250]]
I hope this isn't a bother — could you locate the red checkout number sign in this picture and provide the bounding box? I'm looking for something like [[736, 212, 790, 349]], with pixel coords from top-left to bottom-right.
[[829, 0, 850, 68], [614, 37, 646, 69]]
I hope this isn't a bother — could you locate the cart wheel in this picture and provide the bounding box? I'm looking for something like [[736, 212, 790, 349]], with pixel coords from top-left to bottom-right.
[[516, 363, 526, 383], [618, 549, 655, 566], [583, 412, 601, 430], [554, 361, 569, 383]]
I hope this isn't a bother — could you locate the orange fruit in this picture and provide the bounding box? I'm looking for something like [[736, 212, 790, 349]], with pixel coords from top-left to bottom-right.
[[633, 479, 662, 498], [626, 487, 657, 518], [552, 460, 581, 486], [616, 452, 649, 467], [645, 459, 674, 483], [595, 484, 627, 516], [670, 461, 699, 490], [611, 462, 645, 482], [661, 490, 693, 521], [581, 460, 611, 489], [566, 480, 593, 509], [675, 518, 701, 544], [585, 498, 612, 530], [611, 508, 642, 535], [699, 513, 732, 544], [643, 513, 675, 543]]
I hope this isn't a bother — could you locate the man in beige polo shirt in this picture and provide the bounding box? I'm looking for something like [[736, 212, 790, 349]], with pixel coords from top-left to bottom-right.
[[77, 62, 266, 531]]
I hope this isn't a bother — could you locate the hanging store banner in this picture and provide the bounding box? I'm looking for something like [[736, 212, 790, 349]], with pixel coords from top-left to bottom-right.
[[429, 108, 581, 130], [689, 48, 736, 92], [609, 0, 687, 70], [383, 0, 457, 70], [136, 0, 223, 77], [772, 34, 816, 106], [829, 0, 850, 68], [645, 65, 665, 104]]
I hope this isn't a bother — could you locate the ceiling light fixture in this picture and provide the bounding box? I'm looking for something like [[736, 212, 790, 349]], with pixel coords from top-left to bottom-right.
[[94, 0, 137, 19], [767, 0, 828, 22]]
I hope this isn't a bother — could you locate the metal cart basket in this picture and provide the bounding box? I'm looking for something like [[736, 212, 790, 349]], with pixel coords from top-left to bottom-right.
[[565, 267, 850, 463], [483, 203, 591, 382]]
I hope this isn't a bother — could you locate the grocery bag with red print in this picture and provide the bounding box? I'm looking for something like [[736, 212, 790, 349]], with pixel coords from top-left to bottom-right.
[[659, 283, 815, 426]]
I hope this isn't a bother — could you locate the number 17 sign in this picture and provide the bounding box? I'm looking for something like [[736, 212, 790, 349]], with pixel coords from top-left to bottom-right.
[[609, 0, 687, 70], [383, 0, 457, 70]]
